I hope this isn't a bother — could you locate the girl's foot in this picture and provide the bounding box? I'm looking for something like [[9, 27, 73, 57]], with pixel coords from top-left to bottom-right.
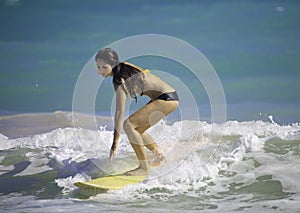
[[124, 167, 149, 176], [150, 148, 166, 167]]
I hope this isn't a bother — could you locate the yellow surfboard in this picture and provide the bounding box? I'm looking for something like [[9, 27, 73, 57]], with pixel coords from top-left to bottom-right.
[[74, 175, 146, 190]]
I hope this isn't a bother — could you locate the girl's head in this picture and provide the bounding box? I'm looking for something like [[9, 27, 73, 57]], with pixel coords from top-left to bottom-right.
[[95, 48, 119, 78]]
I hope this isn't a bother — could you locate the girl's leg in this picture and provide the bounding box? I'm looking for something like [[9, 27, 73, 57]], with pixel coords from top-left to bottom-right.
[[141, 133, 165, 167], [123, 100, 178, 176], [141, 132, 157, 151]]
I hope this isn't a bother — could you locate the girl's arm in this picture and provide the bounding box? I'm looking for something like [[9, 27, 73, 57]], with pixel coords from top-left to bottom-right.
[[110, 85, 127, 162]]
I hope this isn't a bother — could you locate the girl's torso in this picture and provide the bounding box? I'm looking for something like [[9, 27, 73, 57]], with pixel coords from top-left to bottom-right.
[[140, 73, 176, 100], [113, 62, 176, 100]]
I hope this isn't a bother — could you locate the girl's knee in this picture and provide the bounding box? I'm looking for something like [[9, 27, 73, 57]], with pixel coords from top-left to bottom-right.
[[123, 118, 134, 133], [124, 118, 146, 134]]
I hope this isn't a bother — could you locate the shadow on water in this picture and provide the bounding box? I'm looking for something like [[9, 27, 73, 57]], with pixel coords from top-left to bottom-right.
[[72, 187, 109, 199], [47, 157, 107, 179], [0, 149, 108, 199], [0, 160, 60, 199]]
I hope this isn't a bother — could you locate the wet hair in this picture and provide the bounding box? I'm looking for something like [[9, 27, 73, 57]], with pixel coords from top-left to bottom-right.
[[95, 48, 144, 101], [95, 48, 119, 68], [113, 63, 145, 101]]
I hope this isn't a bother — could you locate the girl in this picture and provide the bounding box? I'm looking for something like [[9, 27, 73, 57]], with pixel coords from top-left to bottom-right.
[[96, 48, 179, 176]]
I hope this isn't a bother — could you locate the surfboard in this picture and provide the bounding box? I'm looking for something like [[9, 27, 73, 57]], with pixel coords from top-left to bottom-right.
[[74, 175, 147, 190]]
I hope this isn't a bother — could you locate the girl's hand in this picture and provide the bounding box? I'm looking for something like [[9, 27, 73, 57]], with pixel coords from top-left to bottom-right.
[[109, 149, 116, 162]]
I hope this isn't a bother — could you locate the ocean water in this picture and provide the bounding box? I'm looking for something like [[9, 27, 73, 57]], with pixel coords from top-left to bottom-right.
[[1, 0, 300, 212], [0, 115, 300, 212], [0, 0, 299, 122]]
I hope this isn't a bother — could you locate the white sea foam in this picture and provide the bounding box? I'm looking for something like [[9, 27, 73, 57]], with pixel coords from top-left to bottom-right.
[[0, 119, 300, 203], [55, 173, 90, 194]]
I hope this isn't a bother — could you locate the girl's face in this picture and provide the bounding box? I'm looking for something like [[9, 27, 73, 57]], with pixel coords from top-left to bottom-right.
[[96, 60, 113, 78]]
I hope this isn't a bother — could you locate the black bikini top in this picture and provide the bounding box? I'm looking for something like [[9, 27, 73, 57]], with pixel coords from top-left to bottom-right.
[[112, 62, 150, 101]]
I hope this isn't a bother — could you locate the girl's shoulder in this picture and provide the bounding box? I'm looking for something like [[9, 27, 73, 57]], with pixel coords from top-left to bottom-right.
[[122, 62, 150, 74], [112, 62, 146, 87]]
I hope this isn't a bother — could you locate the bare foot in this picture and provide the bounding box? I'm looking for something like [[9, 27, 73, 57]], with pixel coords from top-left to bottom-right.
[[150, 148, 166, 167], [150, 157, 165, 167], [124, 167, 149, 176]]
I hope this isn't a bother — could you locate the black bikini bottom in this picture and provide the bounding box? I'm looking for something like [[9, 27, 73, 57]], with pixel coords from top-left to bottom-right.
[[156, 91, 179, 101]]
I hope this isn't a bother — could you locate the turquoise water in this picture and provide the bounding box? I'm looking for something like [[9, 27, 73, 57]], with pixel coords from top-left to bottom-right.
[[0, 0, 299, 123], [1, 1, 300, 212]]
